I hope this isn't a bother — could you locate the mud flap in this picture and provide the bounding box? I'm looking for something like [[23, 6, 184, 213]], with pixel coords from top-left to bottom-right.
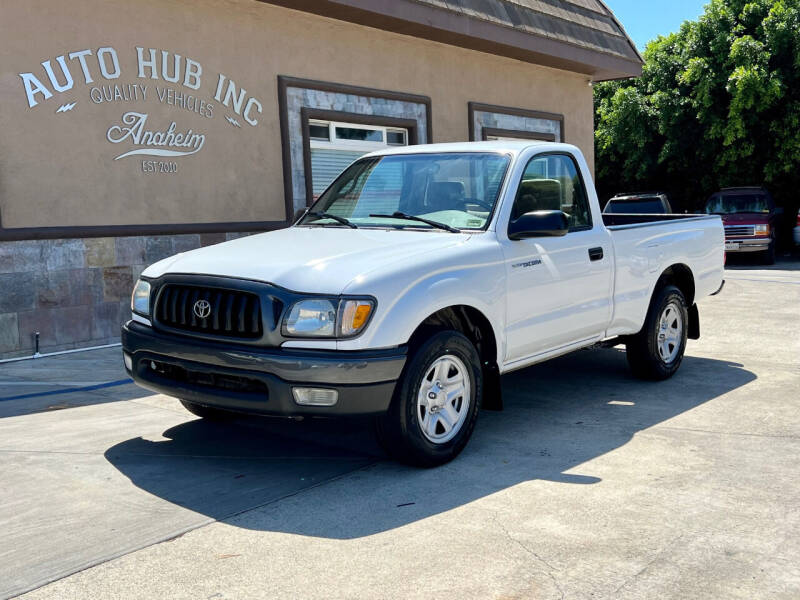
[[481, 362, 503, 411], [688, 303, 700, 340]]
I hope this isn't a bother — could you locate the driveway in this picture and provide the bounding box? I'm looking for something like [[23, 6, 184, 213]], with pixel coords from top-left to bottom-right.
[[2, 259, 799, 599]]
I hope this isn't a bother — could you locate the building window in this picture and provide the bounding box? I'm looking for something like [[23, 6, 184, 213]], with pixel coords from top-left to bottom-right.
[[309, 120, 408, 146], [308, 120, 409, 198], [483, 128, 556, 143]]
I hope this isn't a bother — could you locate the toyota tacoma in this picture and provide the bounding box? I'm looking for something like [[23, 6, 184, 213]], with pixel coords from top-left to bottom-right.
[[122, 142, 725, 466]]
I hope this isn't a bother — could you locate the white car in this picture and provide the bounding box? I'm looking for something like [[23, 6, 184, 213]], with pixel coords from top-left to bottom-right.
[[123, 141, 725, 466]]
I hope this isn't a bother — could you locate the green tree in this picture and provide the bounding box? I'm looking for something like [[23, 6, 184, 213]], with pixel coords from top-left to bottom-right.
[[595, 0, 800, 235]]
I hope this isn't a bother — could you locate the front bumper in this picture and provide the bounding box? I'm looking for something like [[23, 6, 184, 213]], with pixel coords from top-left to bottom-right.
[[725, 238, 771, 253], [121, 321, 406, 417]]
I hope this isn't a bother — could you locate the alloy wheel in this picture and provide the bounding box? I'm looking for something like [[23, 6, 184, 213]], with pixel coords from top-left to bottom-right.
[[657, 301, 683, 364], [416, 354, 471, 444]]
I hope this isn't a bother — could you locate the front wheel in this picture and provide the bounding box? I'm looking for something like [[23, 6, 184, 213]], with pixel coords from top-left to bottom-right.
[[376, 331, 482, 467], [625, 284, 689, 380]]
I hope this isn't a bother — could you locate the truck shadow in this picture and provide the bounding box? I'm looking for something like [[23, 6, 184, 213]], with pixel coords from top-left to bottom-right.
[[0, 347, 152, 419], [104, 348, 755, 539]]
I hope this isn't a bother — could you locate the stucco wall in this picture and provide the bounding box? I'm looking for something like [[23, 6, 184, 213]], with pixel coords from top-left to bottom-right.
[[0, 0, 594, 231]]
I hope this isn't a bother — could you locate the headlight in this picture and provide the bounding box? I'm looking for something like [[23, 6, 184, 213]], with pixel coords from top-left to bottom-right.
[[754, 224, 770, 236], [284, 298, 337, 337], [283, 297, 375, 338], [131, 279, 151, 316]]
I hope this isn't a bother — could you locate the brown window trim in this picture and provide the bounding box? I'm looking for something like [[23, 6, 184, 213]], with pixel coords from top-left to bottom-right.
[[301, 108, 419, 206], [278, 75, 433, 214], [481, 127, 556, 142], [468, 102, 565, 144]]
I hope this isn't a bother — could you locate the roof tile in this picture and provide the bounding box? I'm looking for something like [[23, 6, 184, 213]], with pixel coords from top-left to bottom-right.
[[415, 0, 640, 62]]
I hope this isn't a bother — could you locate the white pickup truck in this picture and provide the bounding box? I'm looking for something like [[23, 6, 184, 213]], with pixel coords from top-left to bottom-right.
[[122, 142, 725, 466]]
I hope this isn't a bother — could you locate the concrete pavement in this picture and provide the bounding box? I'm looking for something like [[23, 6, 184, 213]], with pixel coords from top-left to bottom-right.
[[2, 259, 799, 599]]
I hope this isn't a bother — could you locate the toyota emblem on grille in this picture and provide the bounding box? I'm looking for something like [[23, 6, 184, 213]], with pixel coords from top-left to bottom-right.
[[193, 299, 211, 319]]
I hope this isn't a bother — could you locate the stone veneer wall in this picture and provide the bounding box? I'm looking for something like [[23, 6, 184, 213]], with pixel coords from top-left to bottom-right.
[[472, 109, 563, 142], [0, 232, 256, 360]]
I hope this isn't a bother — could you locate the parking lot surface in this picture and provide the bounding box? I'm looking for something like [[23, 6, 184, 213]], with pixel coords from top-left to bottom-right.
[[2, 259, 799, 599]]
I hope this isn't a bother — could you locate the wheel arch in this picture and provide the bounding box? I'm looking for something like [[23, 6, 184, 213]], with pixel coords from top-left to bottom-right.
[[659, 263, 695, 305], [656, 263, 699, 339], [407, 305, 503, 411]]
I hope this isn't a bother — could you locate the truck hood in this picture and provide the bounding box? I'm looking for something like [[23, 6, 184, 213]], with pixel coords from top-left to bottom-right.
[[142, 226, 472, 294], [719, 213, 770, 224]]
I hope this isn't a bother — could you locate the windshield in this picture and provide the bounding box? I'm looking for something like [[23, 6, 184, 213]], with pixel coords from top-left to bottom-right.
[[299, 152, 511, 231], [605, 198, 664, 214], [705, 194, 770, 214]]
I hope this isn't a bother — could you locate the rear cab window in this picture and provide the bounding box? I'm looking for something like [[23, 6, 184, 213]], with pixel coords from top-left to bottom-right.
[[606, 198, 665, 214]]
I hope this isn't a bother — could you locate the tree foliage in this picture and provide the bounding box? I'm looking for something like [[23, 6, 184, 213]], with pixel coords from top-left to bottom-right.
[[594, 0, 800, 221]]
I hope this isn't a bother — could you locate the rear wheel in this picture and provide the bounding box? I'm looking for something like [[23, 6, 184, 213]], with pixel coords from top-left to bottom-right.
[[626, 284, 688, 380], [180, 399, 235, 421], [376, 330, 482, 467]]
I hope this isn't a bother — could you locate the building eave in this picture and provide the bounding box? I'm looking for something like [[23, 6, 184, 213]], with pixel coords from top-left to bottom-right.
[[258, 0, 643, 80]]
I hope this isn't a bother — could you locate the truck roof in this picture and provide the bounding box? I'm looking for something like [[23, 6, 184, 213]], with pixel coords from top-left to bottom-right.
[[362, 140, 571, 158], [611, 191, 668, 199], [718, 187, 767, 194]]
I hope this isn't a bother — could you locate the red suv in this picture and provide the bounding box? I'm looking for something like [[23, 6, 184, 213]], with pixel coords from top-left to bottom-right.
[[704, 187, 781, 264]]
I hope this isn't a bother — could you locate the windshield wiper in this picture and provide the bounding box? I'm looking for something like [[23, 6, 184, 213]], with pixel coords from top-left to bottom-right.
[[369, 211, 460, 233], [305, 211, 358, 229]]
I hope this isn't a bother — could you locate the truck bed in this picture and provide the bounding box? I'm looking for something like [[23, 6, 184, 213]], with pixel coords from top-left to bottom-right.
[[603, 213, 724, 338]]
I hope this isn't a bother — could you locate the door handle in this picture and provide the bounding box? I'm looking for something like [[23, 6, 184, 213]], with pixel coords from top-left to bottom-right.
[[588, 247, 604, 261]]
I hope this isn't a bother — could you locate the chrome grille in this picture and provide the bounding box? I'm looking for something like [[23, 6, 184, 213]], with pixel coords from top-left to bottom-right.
[[155, 284, 263, 339], [724, 225, 755, 237]]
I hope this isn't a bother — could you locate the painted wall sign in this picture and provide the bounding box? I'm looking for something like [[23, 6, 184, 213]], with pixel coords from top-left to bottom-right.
[[17, 46, 263, 172], [106, 112, 206, 160]]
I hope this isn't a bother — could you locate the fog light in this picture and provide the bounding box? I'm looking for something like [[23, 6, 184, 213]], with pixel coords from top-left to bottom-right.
[[292, 387, 338, 407], [123, 352, 133, 371]]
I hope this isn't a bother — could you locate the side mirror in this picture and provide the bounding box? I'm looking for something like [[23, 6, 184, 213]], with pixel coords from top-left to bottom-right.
[[293, 208, 308, 223], [508, 210, 569, 240]]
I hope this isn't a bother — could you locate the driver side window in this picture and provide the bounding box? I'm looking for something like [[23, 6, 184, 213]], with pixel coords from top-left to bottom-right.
[[511, 154, 592, 230]]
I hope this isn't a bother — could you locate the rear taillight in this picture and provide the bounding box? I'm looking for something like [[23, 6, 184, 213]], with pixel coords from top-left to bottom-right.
[[796, 211, 800, 226]]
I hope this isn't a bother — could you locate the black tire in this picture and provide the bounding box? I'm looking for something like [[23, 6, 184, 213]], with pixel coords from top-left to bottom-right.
[[376, 330, 482, 468], [763, 240, 776, 265], [179, 399, 234, 421], [625, 284, 689, 380]]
